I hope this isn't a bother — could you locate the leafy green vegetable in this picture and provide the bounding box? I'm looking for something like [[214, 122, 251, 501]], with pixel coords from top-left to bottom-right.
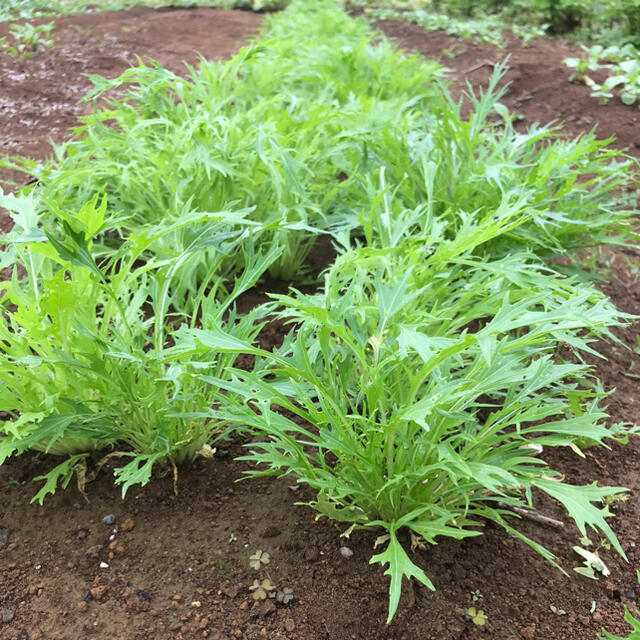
[[0, 0, 636, 626], [207, 200, 632, 620], [565, 44, 640, 106], [370, 527, 434, 622], [3, 0, 442, 280], [0, 192, 277, 500]]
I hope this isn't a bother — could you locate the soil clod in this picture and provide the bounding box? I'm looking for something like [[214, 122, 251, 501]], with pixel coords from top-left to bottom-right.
[[1, 609, 14, 624]]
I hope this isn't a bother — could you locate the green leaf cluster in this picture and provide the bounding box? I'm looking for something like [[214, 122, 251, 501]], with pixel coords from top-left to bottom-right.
[[0, 0, 285, 23], [351, 0, 640, 47], [0, 190, 279, 501], [4, 0, 442, 280], [565, 44, 640, 106], [210, 190, 633, 620]]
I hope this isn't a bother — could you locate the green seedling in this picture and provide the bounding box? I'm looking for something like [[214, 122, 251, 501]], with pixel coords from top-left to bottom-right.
[[464, 607, 488, 626], [249, 579, 275, 601], [564, 45, 606, 80], [249, 550, 270, 571], [275, 587, 294, 605], [604, 493, 630, 510], [573, 546, 610, 579], [564, 44, 640, 106], [1, 21, 55, 60], [471, 589, 483, 602], [247, 549, 292, 604], [550, 605, 567, 615]]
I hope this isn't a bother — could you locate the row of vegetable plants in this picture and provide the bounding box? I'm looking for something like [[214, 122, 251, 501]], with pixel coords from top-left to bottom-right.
[[0, 0, 287, 23], [1, 0, 638, 623], [353, 0, 640, 47]]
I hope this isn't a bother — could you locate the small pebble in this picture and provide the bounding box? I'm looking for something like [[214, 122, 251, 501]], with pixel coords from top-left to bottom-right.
[[120, 517, 135, 532], [625, 591, 637, 601], [339, 546, 354, 559], [102, 514, 116, 526], [1, 609, 14, 624], [214, 449, 230, 459], [520, 626, 535, 640], [90, 585, 107, 601], [304, 548, 319, 562], [260, 526, 281, 538], [99, 562, 109, 569]]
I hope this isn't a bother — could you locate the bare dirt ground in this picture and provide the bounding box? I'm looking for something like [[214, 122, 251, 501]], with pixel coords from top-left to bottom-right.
[[1, 10, 640, 640]]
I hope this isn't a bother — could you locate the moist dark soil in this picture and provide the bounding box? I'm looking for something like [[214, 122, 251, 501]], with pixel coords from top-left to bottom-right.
[[1, 10, 640, 640]]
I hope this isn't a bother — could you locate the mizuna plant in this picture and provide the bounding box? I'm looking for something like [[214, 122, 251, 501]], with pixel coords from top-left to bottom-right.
[[0, 190, 278, 501], [1, 0, 442, 280], [350, 64, 637, 263], [201, 195, 633, 622]]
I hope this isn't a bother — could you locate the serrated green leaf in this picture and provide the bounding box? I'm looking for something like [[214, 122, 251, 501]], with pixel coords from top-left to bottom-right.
[[112, 453, 165, 498], [534, 479, 627, 559], [370, 527, 434, 623], [30, 454, 88, 505]]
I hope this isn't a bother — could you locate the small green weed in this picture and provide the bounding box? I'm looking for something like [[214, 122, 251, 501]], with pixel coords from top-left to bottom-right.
[[247, 549, 294, 604], [550, 604, 567, 615], [565, 44, 640, 106], [250, 578, 275, 600], [464, 606, 488, 626], [573, 545, 611, 579], [0, 20, 55, 60], [249, 550, 270, 570]]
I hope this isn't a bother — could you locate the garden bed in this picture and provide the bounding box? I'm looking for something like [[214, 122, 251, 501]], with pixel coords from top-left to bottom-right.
[[1, 6, 640, 640]]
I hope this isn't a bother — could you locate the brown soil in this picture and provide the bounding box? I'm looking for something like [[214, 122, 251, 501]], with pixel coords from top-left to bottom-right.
[[2, 11, 640, 640]]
